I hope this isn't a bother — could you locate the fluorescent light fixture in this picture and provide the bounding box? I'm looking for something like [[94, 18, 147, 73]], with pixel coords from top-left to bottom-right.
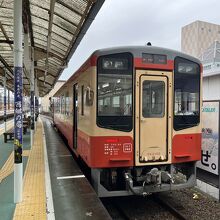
[[102, 83, 109, 88]]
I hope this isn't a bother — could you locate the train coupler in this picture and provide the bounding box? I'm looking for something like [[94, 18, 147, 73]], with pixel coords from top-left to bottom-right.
[[124, 168, 174, 196], [142, 168, 174, 185]]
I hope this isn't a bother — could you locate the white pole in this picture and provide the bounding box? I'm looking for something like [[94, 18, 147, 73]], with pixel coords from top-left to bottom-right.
[[30, 48, 35, 146], [24, 33, 34, 146], [34, 79, 37, 129], [14, 0, 23, 203], [4, 69, 7, 132]]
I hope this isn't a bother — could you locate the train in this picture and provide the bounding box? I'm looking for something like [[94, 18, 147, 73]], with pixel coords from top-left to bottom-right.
[[52, 46, 202, 197]]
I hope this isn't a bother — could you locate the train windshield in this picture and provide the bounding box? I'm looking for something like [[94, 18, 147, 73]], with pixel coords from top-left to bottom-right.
[[174, 57, 200, 130], [97, 53, 133, 132]]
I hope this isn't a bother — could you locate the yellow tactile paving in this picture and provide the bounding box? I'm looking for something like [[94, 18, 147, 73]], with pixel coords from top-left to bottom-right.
[[13, 119, 47, 220], [0, 150, 30, 183], [0, 120, 14, 135]]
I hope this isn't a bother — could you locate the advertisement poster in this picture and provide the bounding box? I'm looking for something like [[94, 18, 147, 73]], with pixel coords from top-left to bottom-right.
[[197, 101, 219, 175]]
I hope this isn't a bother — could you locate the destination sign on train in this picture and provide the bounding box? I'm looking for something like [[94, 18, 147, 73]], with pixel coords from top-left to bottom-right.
[[142, 53, 167, 64]]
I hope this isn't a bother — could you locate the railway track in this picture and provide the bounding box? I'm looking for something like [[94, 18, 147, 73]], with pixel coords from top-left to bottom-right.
[[102, 194, 188, 220], [153, 193, 188, 220], [101, 197, 131, 220]]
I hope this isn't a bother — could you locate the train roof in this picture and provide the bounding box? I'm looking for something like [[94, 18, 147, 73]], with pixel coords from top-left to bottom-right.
[[54, 45, 201, 97], [93, 45, 201, 64]]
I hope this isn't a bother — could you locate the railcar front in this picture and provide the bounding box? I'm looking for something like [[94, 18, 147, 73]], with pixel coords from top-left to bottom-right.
[[90, 46, 202, 197]]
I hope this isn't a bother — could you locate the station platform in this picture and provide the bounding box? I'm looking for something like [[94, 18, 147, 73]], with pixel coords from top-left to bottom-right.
[[0, 116, 111, 220]]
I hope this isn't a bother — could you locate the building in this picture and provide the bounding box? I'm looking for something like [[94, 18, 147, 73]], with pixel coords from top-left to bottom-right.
[[201, 41, 220, 100], [40, 80, 65, 113], [181, 20, 220, 58]]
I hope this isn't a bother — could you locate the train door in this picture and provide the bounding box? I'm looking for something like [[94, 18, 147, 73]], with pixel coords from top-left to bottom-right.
[[135, 71, 171, 165], [73, 84, 78, 149]]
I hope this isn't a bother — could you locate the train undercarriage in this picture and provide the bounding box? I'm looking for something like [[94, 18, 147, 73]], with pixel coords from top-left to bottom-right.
[[91, 162, 196, 197]]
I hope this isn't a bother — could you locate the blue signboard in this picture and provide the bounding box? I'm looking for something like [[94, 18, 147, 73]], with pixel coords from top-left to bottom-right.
[[30, 91, 34, 129], [4, 95, 6, 122], [14, 67, 23, 163], [35, 96, 38, 121]]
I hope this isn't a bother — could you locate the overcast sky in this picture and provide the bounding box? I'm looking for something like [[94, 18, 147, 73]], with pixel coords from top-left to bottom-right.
[[59, 0, 220, 80]]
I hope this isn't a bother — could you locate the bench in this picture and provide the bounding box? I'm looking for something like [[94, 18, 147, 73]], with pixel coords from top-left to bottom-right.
[[3, 124, 29, 143], [23, 124, 28, 134], [3, 128, 14, 143]]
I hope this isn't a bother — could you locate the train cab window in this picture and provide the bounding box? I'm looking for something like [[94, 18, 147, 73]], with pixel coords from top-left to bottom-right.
[[142, 81, 165, 118], [174, 57, 200, 130], [97, 53, 133, 132]]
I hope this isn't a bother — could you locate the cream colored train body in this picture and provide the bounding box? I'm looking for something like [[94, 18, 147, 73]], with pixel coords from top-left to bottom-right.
[[53, 46, 202, 197]]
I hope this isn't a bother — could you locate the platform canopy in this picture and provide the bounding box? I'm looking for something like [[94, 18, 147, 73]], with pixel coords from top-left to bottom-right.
[[0, 0, 104, 96]]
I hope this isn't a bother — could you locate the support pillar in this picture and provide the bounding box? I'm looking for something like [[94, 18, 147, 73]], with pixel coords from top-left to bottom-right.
[[35, 96, 39, 122], [4, 69, 7, 132], [30, 50, 35, 146], [35, 80, 39, 123], [14, 0, 23, 203], [8, 89, 10, 110]]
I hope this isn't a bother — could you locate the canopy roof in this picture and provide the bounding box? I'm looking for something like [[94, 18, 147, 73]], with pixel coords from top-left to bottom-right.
[[0, 0, 104, 96]]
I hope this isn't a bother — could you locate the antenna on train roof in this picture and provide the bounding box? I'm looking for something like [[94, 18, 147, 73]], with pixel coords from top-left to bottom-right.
[[146, 42, 152, 46]]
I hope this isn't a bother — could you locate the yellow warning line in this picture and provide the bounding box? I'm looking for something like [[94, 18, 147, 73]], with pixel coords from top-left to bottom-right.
[[13, 119, 46, 220], [0, 120, 14, 135], [0, 150, 30, 183]]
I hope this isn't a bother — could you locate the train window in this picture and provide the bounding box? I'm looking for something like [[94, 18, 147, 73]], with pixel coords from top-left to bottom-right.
[[61, 95, 65, 114], [81, 85, 84, 115], [85, 88, 94, 106], [54, 97, 60, 113], [102, 58, 128, 70], [97, 53, 133, 132], [174, 57, 200, 130], [65, 91, 69, 115], [142, 81, 165, 118]]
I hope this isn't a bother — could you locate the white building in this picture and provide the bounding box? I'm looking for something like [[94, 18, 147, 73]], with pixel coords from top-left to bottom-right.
[[181, 20, 220, 59], [201, 41, 220, 100]]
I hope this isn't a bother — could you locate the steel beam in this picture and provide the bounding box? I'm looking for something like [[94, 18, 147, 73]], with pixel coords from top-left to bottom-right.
[[0, 21, 13, 50], [44, 0, 56, 85]]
